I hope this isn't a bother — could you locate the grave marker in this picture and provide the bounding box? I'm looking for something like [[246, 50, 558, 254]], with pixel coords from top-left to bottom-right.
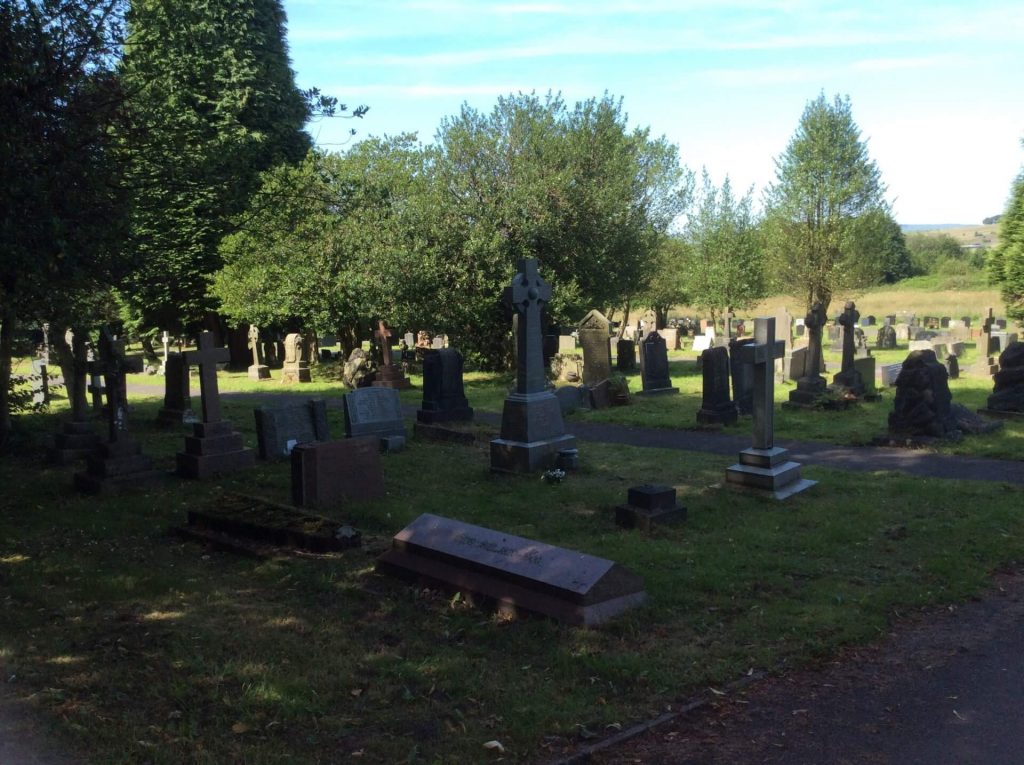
[[638, 331, 678, 395], [344, 386, 407, 441], [247, 324, 271, 380], [578, 309, 612, 386], [254, 399, 331, 460], [291, 437, 385, 510]]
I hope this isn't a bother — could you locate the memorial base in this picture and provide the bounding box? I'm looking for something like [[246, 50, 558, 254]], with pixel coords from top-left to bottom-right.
[[155, 407, 198, 427], [416, 405, 474, 424], [787, 375, 828, 407], [637, 385, 679, 396], [248, 364, 271, 380], [49, 421, 99, 464], [73, 439, 163, 494], [490, 390, 576, 473], [490, 434, 577, 473], [725, 447, 816, 500], [615, 484, 686, 531], [372, 366, 412, 390], [696, 404, 737, 426], [176, 420, 255, 479], [281, 364, 312, 383]]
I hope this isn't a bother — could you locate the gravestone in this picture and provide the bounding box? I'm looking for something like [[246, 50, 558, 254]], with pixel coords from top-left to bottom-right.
[[372, 320, 412, 390], [854, 356, 877, 394], [416, 348, 474, 423], [691, 334, 713, 353], [638, 331, 678, 395], [291, 437, 385, 510], [876, 322, 897, 349], [888, 349, 959, 440], [980, 341, 1024, 418], [30, 358, 49, 407], [74, 328, 161, 494], [156, 352, 197, 426], [588, 378, 613, 410], [282, 333, 312, 383], [659, 327, 679, 351], [853, 327, 871, 359], [50, 327, 99, 464], [696, 346, 737, 425], [554, 384, 590, 416], [788, 302, 828, 406], [615, 484, 686, 531], [616, 338, 636, 372], [945, 353, 960, 380], [377, 513, 647, 627], [432, 335, 446, 350], [829, 301, 866, 398], [254, 399, 330, 460], [578, 309, 612, 386], [879, 361, 903, 387], [404, 331, 415, 348], [970, 307, 999, 377], [490, 259, 576, 473], [894, 323, 911, 342], [247, 325, 271, 380], [774, 307, 794, 352], [176, 332, 256, 479], [263, 337, 281, 369], [729, 338, 755, 415], [558, 335, 576, 354], [344, 386, 407, 444], [726, 318, 816, 500], [940, 316, 951, 328], [780, 345, 808, 382]]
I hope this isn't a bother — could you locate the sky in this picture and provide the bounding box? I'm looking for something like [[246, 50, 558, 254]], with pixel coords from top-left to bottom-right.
[[281, 0, 1024, 225]]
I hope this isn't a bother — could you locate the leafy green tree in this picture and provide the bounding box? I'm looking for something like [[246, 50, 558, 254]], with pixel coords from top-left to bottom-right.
[[117, 0, 313, 335], [1, 0, 130, 448], [763, 93, 891, 314], [989, 153, 1024, 321], [635, 236, 692, 330], [683, 170, 764, 325], [905, 232, 963, 275]]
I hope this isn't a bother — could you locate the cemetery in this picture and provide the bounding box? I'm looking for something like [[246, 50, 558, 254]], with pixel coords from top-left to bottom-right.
[[4, 4, 1024, 760]]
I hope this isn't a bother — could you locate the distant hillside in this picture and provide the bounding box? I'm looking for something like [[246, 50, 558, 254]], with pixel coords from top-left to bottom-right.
[[901, 223, 1000, 248], [900, 223, 973, 232]]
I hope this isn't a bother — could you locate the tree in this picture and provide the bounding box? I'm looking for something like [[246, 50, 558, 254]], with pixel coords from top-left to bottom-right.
[[1, 0, 130, 449], [989, 148, 1024, 321], [763, 93, 891, 314], [117, 0, 313, 335], [636, 236, 691, 330], [683, 170, 765, 324], [905, 232, 962, 275]]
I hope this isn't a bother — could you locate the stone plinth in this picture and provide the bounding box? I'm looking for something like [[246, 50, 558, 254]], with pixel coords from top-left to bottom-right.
[[176, 420, 256, 479], [615, 484, 686, 531], [49, 420, 99, 465], [248, 364, 271, 380], [490, 392, 577, 473], [726, 447, 817, 500], [74, 438, 163, 494]]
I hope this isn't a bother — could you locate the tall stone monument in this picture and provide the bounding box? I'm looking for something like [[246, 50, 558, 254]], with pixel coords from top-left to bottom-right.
[[726, 318, 816, 500], [829, 301, 866, 398], [490, 259, 576, 472], [371, 320, 412, 390], [417, 348, 474, 423], [156, 352, 197, 426], [695, 346, 737, 425], [788, 302, 828, 407], [176, 332, 255, 478], [638, 331, 678, 395], [247, 324, 271, 380], [282, 333, 312, 383], [578, 309, 612, 386]]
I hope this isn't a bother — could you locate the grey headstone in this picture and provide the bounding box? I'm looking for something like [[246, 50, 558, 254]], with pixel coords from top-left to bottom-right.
[[639, 331, 677, 394], [578, 309, 612, 386], [254, 399, 330, 460], [343, 387, 406, 440]]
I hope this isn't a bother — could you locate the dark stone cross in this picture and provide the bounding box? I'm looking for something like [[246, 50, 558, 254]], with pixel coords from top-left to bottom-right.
[[804, 302, 826, 379], [735, 318, 785, 450], [375, 321, 393, 368], [838, 301, 860, 376], [506, 258, 551, 395], [184, 331, 229, 424]]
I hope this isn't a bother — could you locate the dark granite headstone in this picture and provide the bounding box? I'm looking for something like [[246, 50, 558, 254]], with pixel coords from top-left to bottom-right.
[[417, 348, 473, 423], [615, 485, 686, 531], [616, 338, 636, 372], [176, 332, 255, 479], [638, 331, 678, 395], [729, 337, 755, 414], [876, 323, 897, 350], [254, 399, 330, 460], [554, 385, 589, 415], [156, 352, 198, 426], [490, 259, 576, 472], [578, 309, 612, 386], [291, 437, 385, 510], [344, 386, 407, 441], [696, 346, 737, 426], [377, 513, 647, 626]]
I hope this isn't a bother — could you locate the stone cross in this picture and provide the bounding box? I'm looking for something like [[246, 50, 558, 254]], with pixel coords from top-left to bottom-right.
[[735, 318, 785, 450], [97, 327, 127, 441], [838, 301, 860, 375], [184, 331, 229, 424], [804, 302, 827, 379], [375, 321, 393, 368], [505, 258, 551, 395], [248, 324, 262, 366]]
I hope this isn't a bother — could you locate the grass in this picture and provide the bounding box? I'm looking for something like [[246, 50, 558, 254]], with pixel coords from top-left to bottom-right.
[[3, 367, 1024, 763]]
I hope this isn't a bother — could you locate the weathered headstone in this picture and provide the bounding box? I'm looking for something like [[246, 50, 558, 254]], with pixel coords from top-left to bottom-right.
[[780, 345, 808, 382], [854, 356, 877, 395], [247, 325, 271, 380], [155, 352, 197, 427], [282, 333, 312, 383], [558, 335, 576, 354], [691, 334, 713, 353], [344, 386, 407, 443], [616, 338, 636, 372], [829, 301, 865, 398], [659, 327, 679, 351], [377, 513, 647, 626], [788, 302, 828, 406], [638, 331, 678, 395], [774, 307, 794, 352], [176, 332, 256, 478], [74, 328, 161, 494], [578, 309, 612, 386], [726, 318, 816, 500], [729, 338, 755, 414], [876, 322, 897, 350], [416, 348, 474, 423], [254, 399, 330, 460], [696, 346, 737, 426], [291, 437, 385, 510], [372, 320, 412, 390], [614, 485, 686, 531], [490, 259, 576, 472], [945, 353, 960, 380]]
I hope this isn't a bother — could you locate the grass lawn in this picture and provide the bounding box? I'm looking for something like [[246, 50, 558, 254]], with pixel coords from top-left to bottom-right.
[[3, 365, 1024, 763]]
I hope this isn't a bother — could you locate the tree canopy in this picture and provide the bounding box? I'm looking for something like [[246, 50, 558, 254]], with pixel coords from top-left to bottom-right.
[[762, 93, 891, 314], [988, 145, 1024, 321]]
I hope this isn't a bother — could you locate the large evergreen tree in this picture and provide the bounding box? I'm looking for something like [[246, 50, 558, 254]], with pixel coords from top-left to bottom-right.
[[763, 93, 891, 314], [118, 0, 311, 334], [989, 144, 1024, 321]]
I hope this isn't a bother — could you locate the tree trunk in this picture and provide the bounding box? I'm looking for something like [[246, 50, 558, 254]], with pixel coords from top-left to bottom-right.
[[617, 297, 631, 340], [0, 303, 17, 452], [140, 335, 159, 365]]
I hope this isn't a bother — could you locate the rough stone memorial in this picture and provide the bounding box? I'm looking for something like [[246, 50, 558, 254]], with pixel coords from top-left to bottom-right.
[[176, 332, 256, 478], [979, 341, 1024, 419], [887, 349, 959, 440], [377, 513, 647, 626], [726, 318, 816, 500], [490, 259, 576, 472]]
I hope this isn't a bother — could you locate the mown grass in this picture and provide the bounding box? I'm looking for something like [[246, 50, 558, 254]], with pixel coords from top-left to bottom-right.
[[2, 392, 1024, 763]]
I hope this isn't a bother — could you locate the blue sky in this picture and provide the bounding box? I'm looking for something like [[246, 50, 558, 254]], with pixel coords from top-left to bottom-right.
[[282, 0, 1024, 225]]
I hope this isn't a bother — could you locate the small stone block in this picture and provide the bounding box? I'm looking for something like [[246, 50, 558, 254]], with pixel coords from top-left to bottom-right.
[[737, 447, 791, 469], [380, 435, 406, 453], [176, 448, 256, 479], [614, 503, 687, 532], [626, 484, 677, 511], [556, 448, 579, 470]]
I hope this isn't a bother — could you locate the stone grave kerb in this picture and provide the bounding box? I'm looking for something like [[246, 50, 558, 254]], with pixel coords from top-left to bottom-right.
[[184, 331, 230, 424], [735, 318, 785, 450], [506, 258, 551, 395]]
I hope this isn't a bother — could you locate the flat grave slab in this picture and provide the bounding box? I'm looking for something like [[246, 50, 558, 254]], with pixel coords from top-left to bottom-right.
[[377, 513, 646, 626]]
